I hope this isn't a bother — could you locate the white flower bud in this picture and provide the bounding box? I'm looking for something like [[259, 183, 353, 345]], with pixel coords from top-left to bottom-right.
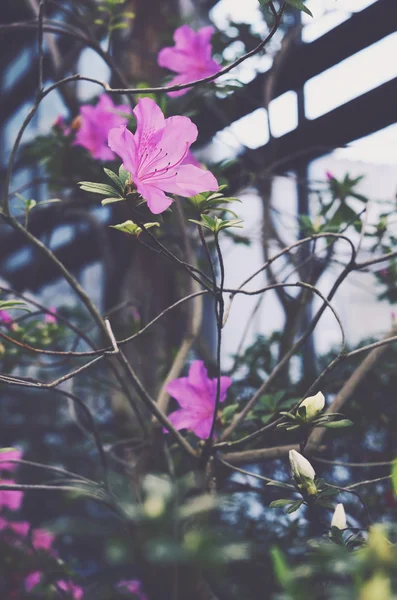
[[289, 450, 316, 481], [299, 391, 325, 420], [143, 496, 165, 519], [331, 503, 347, 530]]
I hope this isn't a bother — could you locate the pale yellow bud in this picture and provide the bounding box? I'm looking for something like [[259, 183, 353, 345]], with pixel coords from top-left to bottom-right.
[[143, 496, 165, 519], [289, 450, 316, 481], [331, 503, 347, 530], [299, 392, 325, 420]]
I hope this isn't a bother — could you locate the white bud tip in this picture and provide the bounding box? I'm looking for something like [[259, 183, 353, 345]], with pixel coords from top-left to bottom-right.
[[289, 449, 316, 481], [299, 391, 325, 419], [331, 503, 347, 530]]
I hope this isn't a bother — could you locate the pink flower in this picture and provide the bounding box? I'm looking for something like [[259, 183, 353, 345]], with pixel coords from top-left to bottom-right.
[[118, 579, 147, 599], [57, 580, 84, 599], [181, 149, 202, 168], [0, 482, 23, 511], [33, 528, 55, 551], [158, 25, 221, 97], [0, 310, 13, 324], [108, 98, 218, 214], [74, 94, 131, 160], [326, 170, 335, 181], [166, 360, 232, 439], [0, 517, 29, 537], [10, 521, 30, 536], [44, 306, 57, 324], [0, 448, 23, 472], [25, 571, 41, 591], [131, 306, 140, 322]]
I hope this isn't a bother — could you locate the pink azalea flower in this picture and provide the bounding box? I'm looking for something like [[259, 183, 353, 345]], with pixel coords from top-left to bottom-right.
[[44, 306, 57, 324], [25, 571, 41, 591], [0, 482, 23, 511], [158, 25, 221, 97], [0, 517, 29, 537], [33, 528, 55, 551], [74, 94, 131, 160], [10, 520, 30, 536], [181, 149, 202, 168], [108, 97, 218, 214], [0, 448, 23, 472], [118, 579, 147, 599], [57, 580, 84, 599], [166, 360, 232, 439], [0, 310, 13, 324]]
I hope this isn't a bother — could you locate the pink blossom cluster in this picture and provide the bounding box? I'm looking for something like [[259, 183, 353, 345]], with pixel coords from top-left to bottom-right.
[[0, 307, 57, 326], [55, 25, 221, 215], [0, 309, 13, 324], [1, 448, 146, 598]]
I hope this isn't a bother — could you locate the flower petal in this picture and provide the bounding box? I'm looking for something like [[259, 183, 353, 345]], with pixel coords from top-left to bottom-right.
[[191, 415, 213, 439], [133, 98, 165, 149], [156, 163, 218, 197], [188, 360, 209, 389], [0, 485, 23, 511], [158, 48, 200, 75], [173, 24, 197, 50], [108, 126, 137, 174], [181, 150, 201, 168], [135, 180, 173, 214], [167, 408, 201, 432], [166, 377, 205, 409], [0, 448, 22, 472], [165, 73, 194, 97], [196, 26, 215, 59], [146, 115, 197, 173]]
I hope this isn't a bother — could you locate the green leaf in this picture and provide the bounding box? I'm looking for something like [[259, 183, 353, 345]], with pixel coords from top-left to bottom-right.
[[78, 181, 123, 198], [0, 300, 30, 313], [110, 220, 159, 235], [316, 487, 339, 498], [278, 411, 296, 420], [221, 404, 239, 422], [286, 0, 313, 17], [269, 499, 294, 509], [38, 198, 62, 207], [260, 414, 273, 424], [297, 406, 307, 420], [119, 165, 131, 187], [320, 419, 354, 429], [391, 459, 397, 497], [270, 547, 291, 590], [285, 500, 304, 514], [104, 168, 124, 194], [109, 21, 129, 30], [101, 197, 127, 206], [266, 481, 294, 491]]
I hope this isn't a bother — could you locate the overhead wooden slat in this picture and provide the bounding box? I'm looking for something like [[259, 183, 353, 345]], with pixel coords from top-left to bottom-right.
[[196, 0, 396, 144]]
